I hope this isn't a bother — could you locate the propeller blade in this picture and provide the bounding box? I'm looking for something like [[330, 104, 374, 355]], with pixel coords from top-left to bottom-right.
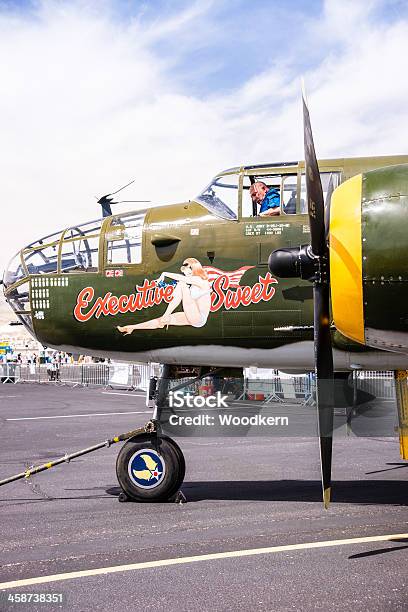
[[302, 84, 335, 508], [302, 89, 325, 257], [324, 174, 334, 244], [313, 282, 334, 509]]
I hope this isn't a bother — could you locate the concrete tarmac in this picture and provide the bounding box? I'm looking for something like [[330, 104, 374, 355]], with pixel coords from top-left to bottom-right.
[[0, 384, 407, 611]]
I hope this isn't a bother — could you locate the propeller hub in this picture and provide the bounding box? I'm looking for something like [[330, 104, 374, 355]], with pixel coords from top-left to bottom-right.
[[268, 245, 316, 282]]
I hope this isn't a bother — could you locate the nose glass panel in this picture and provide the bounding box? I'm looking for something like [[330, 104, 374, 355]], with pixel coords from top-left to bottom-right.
[[6, 281, 33, 333], [23, 243, 59, 276], [3, 252, 26, 289]]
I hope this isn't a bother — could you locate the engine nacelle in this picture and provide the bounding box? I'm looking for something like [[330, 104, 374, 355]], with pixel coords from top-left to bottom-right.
[[330, 163, 408, 354]]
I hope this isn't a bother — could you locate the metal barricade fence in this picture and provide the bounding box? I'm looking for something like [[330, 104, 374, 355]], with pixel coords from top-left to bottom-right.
[[58, 364, 82, 386], [1, 363, 19, 383], [81, 364, 110, 386], [39, 364, 52, 383], [356, 371, 395, 400], [240, 375, 313, 404], [3, 364, 400, 401], [129, 364, 152, 391], [6, 362, 154, 391], [16, 364, 39, 383], [241, 372, 397, 404]]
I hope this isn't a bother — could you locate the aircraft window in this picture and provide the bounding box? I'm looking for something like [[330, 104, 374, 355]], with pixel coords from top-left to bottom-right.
[[7, 282, 30, 313], [3, 219, 104, 286], [3, 252, 25, 289], [242, 175, 281, 217], [7, 282, 33, 332], [25, 229, 64, 250], [71, 219, 103, 234], [23, 243, 59, 276], [300, 172, 340, 213], [106, 212, 145, 265], [282, 176, 297, 215], [4, 228, 65, 287], [61, 230, 99, 273], [196, 174, 238, 220]]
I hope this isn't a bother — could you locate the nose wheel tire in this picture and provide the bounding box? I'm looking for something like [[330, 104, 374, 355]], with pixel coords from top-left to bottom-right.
[[116, 434, 185, 502]]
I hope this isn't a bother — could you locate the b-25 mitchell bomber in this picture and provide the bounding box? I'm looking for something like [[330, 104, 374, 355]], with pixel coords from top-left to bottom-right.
[[2, 96, 408, 507]]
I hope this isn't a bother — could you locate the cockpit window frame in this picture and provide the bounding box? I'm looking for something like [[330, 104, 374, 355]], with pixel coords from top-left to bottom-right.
[[58, 228, 101, 274], [196, 171, 240, 221], [239, 163, 339, 218], [103, 210, 147, 271], [2, 211, 149, 297], [240, 164, 299, 218], [2, 217, 106, 295]]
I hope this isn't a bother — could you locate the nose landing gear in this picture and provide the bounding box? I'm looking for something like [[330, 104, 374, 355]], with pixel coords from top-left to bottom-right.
[[115, 364, 186, 502]]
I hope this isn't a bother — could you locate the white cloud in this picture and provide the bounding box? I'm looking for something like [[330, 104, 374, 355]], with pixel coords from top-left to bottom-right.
[[141, 0, 216, 43], [1, 0, 408, 286]]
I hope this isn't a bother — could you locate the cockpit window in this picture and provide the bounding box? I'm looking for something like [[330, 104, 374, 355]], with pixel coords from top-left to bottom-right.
[[60, 221, 101, 273], [106, 212, 145, 265], [281, 176, 297, 215], [196, 174, 238, 220], [242, 175, 282, 217], [300, 172, 340, 213]]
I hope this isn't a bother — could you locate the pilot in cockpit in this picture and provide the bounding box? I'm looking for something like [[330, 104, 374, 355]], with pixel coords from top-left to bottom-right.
[[249, 181, 280, 216]]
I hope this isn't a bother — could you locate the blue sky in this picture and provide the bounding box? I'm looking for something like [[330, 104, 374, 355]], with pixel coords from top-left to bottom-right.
[[138, 0, 325, 94], [1, 0, 408, 274], [4, 0, 408, 96], [5, 1, 319, 94]]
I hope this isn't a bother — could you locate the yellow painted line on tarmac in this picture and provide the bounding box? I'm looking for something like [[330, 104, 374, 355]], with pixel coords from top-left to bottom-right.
[[6, 411, 150, 421], [0, 532, 407, 590]]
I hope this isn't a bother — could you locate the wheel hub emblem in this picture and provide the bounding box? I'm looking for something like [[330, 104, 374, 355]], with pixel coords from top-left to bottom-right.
[[128, 448, 166, 489]]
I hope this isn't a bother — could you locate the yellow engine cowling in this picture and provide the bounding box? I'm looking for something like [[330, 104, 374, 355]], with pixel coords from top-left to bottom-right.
[[329, 164, 408, 355]]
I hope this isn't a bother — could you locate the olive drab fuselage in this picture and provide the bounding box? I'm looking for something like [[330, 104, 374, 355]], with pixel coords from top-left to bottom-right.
[[3, 155, 408, 369]]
